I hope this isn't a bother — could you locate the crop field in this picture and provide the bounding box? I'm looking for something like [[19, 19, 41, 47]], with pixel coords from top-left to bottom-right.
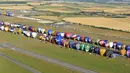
[[34, 5, 80, 13], [0, 15, 130, 73], [31, 16, 61, 21], [0, 5, 33, 10], [63, 17, 130, 32]]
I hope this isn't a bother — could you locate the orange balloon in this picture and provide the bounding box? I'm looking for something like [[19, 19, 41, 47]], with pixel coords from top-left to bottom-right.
[[120, 49, 126, 56], [100, 49, 106, 56]]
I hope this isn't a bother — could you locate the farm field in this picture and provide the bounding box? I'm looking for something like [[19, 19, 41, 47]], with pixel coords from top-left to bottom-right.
[[0, 53, 32, 73], [0, 49, 79, 73], [31, 16, 61, 21], [0, 5, 33, 10], [63, 17, 130, 32]]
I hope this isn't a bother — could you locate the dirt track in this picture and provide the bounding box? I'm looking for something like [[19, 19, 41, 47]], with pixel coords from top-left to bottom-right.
[[0, 43, 97, 73], [0, 52, 41, 73]]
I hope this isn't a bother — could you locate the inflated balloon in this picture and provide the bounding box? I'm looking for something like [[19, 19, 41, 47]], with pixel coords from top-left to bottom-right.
[[71, 34, 77, 40], [10, 27, 14, 32], [80, 43, 85, 51], [105, 50, 113, 57], [55, 36, 62, 45], [80, 36, 85, 42], [4, 26, 9, 32], [109, 42, 113, 48], [99, 40, 104, 46], [116, 42, 123, 50], [76, 43, 80, 50], [105, 43, 109, 48], [100, 48, 106, 56], [76, 35, 81, 41], [48, 30, 52, 35], [69, 41, 73, 48], [125, 45, 130, 51], [65, 32, 72, 39], [120, 49, 126, 56], [84, 44, 91, 52], [0, 26, 4, 31], [60, 32, 65, 38], [94, 47, 100, 54], [126, 50, 130, 58]]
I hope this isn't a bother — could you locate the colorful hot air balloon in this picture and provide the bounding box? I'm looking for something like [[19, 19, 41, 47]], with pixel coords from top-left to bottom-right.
[[65, 32, 72, 39], [4, 26, 9, 32], [100, 48, 106, 56], [76, 43, 80, 50], [48, 30, 53, 35], [55, 36, 62, 45], [116, 42, 123, 50], [76, 35, 81, 41], [126, 50, 130, 58], [120, 49, 126, 56], [94, 47, 100, 54], [80, 36, 85, 42], [84, 44, 91, 52], [125, 45, 130, 51], [80, 43, 85, 51]]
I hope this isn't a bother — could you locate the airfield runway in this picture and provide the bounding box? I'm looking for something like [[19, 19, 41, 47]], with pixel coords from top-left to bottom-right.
[[0, 52, 41, 73], [0, 43, 97, 73]]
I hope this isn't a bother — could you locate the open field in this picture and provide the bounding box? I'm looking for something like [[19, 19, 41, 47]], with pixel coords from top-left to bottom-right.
[[34, 6, 80, 13], [0, 49, 79, 73], [0, 5, 33, 10], [31, 16, 61, 21], [0, 16, 130, 73], [0, 54, 31, 73], [63, 17, 130, 32]]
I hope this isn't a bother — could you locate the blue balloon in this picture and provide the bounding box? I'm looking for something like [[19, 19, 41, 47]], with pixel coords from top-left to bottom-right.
[[104, 40, 108, 44], [55, 36, 62, 45], [126, 45, 130, 51], [48, 30, 52, 35], [76, 35, 81, 41], [116, 42, 122, 49]]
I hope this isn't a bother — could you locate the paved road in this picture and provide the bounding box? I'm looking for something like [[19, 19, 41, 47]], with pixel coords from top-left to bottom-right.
[[0, 52, 41, 73], [0, 43, 97, 73]]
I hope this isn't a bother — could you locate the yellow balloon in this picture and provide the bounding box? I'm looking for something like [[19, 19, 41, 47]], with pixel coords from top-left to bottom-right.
[[120, 49, 126, 56], [100, 49, 106, 56]]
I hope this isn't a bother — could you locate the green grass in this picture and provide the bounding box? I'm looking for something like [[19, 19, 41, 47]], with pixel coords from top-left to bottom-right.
[[0, 49, 79, 73], [0, 53, 32, 73], [0, 16, 130, 73], [0, 30, 130, 73]]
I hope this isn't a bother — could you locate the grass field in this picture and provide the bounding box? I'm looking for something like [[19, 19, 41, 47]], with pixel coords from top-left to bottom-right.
[[0, 53, 32, 73], [31, 16, 61, 21], [0, 30, 130, 73], [63, 17, 130, 32], [0, 49, 79, 73], [0, 15, 130, 73]]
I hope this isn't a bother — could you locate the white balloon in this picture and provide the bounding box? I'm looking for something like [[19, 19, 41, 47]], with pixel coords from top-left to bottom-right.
[[109, 42, 114, 48]]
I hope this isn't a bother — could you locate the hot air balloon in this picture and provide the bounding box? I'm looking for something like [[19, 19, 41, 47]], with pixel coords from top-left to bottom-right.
[[84, 37, 92, 43], [116, 42, 123, 50], [4, 26, 9, 32], [104, 49, 113, 57], [9, 27, 14, 33], [48, 30, 53, 35], [55, 36, 62, 45], [84, 44, 91, 52], [76, 43, 80, 50], [0, 26, 4, 31], [80, 43, 85, 51], [71, 34, 77, 40], [120, 49, 126, 56], [99, 40, 104, 46], [126, 50, 130, 58], [125, 45, 130, 51], [80, 36, 85, 42], [94, 47, 100, 54], [109, 42, 114, 48], [30, 32, 37, 38], [69, 41, 73, 48], [65, 32, 72, 39], [76, 35, 81, 41], [100, 48, 106, 56], [60, 32, 65, 38]]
